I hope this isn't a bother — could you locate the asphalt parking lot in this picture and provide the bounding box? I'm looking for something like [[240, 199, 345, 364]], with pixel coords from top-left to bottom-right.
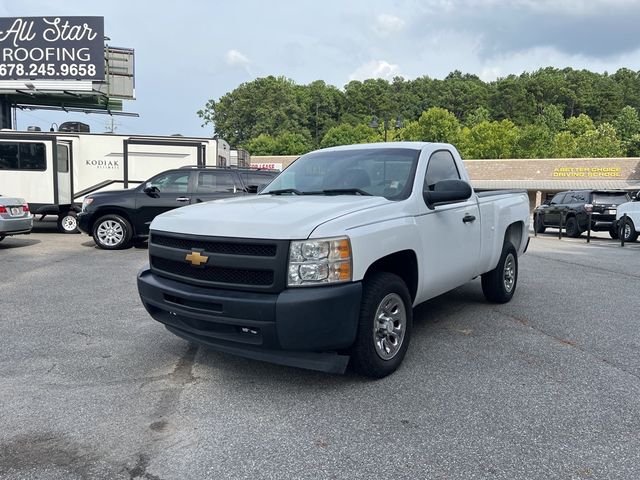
[[1, 221, 639, 480]]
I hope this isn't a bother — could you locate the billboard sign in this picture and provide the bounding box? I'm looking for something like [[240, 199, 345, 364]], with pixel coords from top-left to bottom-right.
[[0, 16, 104, 80]]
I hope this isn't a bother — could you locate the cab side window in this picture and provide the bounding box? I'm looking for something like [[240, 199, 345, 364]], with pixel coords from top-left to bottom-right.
[[423, 150, 461, 191], [196, 171, 238, 193], [148, 172, 190, 193]]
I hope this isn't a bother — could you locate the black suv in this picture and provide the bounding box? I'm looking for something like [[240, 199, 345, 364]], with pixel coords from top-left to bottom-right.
[[533, 190, 631, 238], [78, 166, 278, 249]]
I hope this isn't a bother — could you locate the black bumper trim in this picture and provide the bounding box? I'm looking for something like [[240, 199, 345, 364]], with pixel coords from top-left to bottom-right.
[[137, 267, 362, 373], [166, 325, 350, 374]]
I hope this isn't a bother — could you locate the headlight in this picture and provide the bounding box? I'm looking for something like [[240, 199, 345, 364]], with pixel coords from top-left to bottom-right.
[[287, 236, 352, 287], [81, 197, 94, 212]]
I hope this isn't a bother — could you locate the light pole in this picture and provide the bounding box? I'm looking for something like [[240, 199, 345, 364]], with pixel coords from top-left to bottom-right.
[[370, 116, 403, 142]]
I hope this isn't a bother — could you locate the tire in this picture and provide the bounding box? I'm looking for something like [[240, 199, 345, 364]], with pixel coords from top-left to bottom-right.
[[0, 234, 5, 242], [565, 216, 581, 238], [534, 215, 546, 234], [482, 241, 518, 304], [621, 218, 639, 242], [609, 227, 619, 240], [92, 214, 133, 250], [57, 211, 79, 234], [350, 272, 413, 378]]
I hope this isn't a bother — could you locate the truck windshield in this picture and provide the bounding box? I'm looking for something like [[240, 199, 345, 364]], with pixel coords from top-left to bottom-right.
[[261, 148, 420, 200]]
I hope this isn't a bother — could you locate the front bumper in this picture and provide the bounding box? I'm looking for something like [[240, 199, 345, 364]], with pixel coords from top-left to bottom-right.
[[137, 267, 362, 373], [0, 215, 33, 236], [77, 212, 93, 234]]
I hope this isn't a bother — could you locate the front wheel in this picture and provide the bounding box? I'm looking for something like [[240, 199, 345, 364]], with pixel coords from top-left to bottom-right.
[[482, 241, 518, 303], [609, 227, 619, 240], [621, 218, 639, 242], [92, 214, 133, 250], [534, 215, 546, 234], [57, 211, 78, 234], [350, 272, 413, 378]]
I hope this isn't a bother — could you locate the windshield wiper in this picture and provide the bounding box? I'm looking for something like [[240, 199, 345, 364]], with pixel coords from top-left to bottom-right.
[[267, 188, 305, 195], [321, 188, 373, 196]]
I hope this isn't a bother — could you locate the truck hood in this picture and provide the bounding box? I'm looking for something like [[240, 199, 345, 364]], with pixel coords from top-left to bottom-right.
[[151, 195, 390, 239]]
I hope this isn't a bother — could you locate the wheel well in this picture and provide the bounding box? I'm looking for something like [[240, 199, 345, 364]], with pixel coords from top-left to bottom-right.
[[504, 221, 525, 251], [91, 209, 134, 234], [364, 250, 418, 302]]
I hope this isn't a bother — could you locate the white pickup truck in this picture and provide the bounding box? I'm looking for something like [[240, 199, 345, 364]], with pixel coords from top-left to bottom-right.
[[616, 193, 640, 242], [137, 142, 530, 377]]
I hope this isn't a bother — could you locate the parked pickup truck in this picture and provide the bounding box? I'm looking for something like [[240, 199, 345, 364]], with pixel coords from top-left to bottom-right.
[[615, 193, 640, 242], [137, 143, 530, 377]]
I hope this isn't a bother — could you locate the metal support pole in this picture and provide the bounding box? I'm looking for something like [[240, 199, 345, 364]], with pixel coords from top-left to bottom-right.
[[559, 212, 564, 240], [621, 213, 627, 247], [587, 212, 592, 243]]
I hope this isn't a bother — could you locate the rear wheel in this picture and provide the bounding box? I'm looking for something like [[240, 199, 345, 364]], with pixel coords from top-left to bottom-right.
[[482, 241, 518, 304], [350, 272, 413, 378], [565, 217, 581, 238], [92, 214, 133, 250], [57, 211, 78, 234], [621, 218, 639, 242]]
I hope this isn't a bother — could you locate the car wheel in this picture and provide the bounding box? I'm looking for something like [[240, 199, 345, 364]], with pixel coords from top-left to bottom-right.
[[621, 218, 639, 242], [482, 241, 518, 304], [92, 214, 133, 250], [534, 215, 546, 234], [350, 272, 413, 378], [0, 234, 5, 242], [565, 217, 581, 238], [57, 211, 79, 234], [609, 227, 619, 240]]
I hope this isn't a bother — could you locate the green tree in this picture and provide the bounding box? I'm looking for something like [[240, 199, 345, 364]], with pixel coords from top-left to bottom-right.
[[459, 120, 518, 159], [625, 133, 640, 156], [243, 134, 278, 155], [274, 131, 313, 155], [514, 124, 553, 158], [536, 104, 565, 132], [465, 106, 491, 127], [566, 114, 595, 136], [320, 124, 376, 148], [613, 106, 640, 141], [198, 76, 308, 146], [550, 132, 577, 158], [415, 107, 461, 143], [575, 123, 622, 157]]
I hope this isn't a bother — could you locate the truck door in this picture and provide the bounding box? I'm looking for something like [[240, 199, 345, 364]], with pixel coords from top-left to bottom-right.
[[191, 170, 243, 203], [56, 142, 72, 206], [134, 170, 193, 235], [544, 192, 567, 226], [416, 150, 481, 298]]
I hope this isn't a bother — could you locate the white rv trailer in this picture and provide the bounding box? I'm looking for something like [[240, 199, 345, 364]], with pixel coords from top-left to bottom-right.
[[0, 131, 230, 232]]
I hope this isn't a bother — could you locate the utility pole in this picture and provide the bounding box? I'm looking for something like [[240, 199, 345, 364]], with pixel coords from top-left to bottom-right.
[[105, 116, 118, 133]]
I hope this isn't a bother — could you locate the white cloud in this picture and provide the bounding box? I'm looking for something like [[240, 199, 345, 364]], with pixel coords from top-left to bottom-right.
[[225, 49, 250, 67], [348, 60, 400, 81], [373, 14, 405, 36]]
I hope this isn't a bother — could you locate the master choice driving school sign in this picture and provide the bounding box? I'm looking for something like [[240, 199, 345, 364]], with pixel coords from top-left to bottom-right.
[[0, 16, 104, 80]]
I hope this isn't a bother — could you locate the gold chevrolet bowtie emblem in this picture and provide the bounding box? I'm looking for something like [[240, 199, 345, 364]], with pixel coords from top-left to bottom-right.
[[185, 251, 208, 266]]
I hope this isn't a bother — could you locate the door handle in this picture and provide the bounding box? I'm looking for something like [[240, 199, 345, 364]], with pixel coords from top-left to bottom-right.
[[176, 197, 190, 202], [463, 214, 476, 223]]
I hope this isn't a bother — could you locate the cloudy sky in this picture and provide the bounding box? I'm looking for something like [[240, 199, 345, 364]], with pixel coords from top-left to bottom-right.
[[5, 0, 640, 139]]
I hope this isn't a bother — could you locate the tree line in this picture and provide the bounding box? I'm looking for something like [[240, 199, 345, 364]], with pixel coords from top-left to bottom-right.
[[197, 67, 640, 158]]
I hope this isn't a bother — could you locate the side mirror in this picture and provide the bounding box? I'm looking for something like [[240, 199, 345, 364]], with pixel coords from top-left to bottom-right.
[[423, 179, 472, 210], [143, 183, 159, 194]]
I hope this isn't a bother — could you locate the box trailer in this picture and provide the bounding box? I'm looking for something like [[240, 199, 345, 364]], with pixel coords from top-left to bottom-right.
[[0, 131, 230, 232]]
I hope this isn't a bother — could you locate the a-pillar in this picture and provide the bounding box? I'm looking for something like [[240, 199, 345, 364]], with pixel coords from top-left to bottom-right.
[[0, 96, 12, 129]]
